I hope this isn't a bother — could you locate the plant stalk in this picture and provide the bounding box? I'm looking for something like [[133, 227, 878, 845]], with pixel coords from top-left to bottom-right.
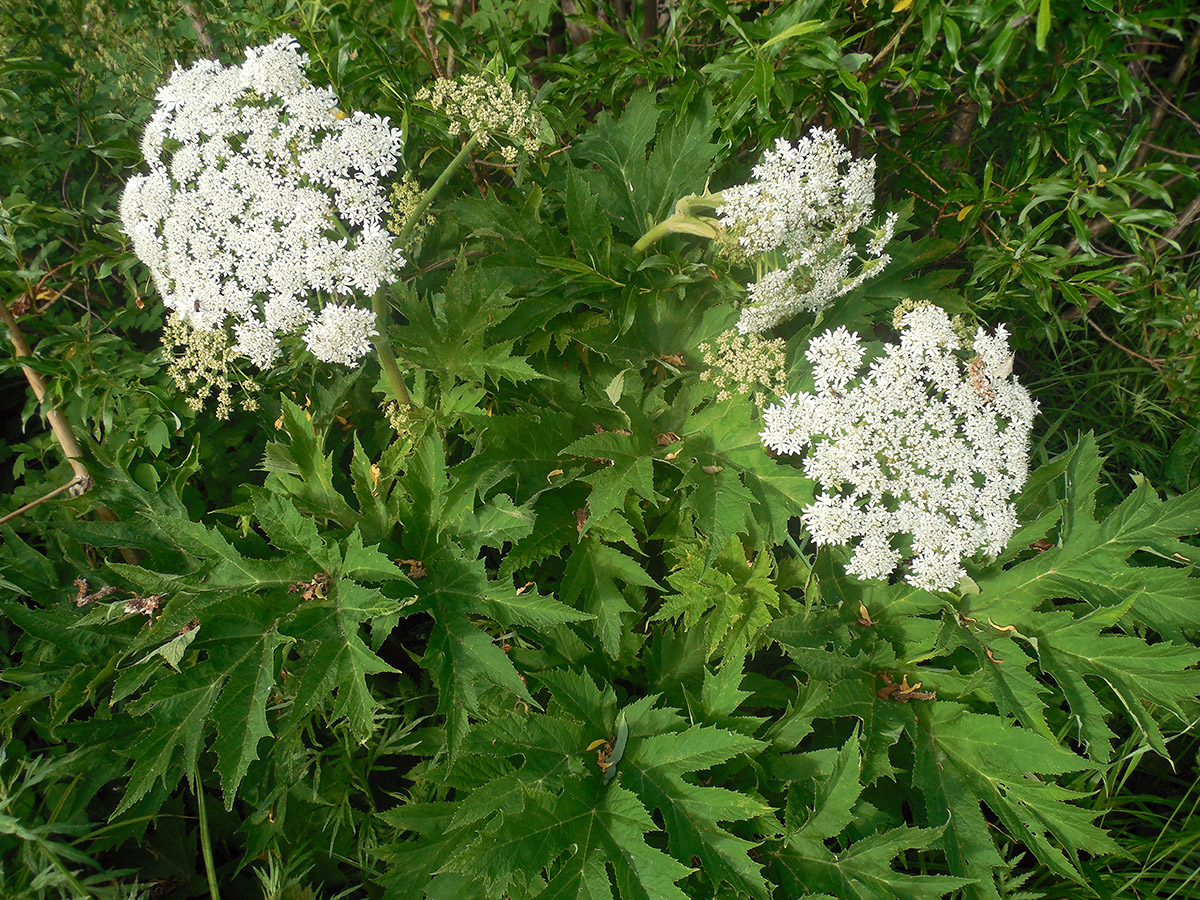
[[371, 289, 412, 407], [1, 301, 91, 483], [397, 134, 479, 248], [0, 474, 90, 526], [194, 765, 221, 900], [0, 300, 140, 563], [373, 134, 481, 408]]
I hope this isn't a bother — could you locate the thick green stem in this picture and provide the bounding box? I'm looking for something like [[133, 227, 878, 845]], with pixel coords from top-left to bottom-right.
[[680, 191, 725, 210], [397, 133, 479, 247], [372, 134, 481, 408], [633, 214, 720, 252], [372, 289, 412, 407], [194, 766, 221, 900]]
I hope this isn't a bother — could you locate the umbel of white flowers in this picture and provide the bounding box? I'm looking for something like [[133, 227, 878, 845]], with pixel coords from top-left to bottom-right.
[[718, 127, 898, 334], [759, 305, 1038, 592], [120, 34, 405, 369]]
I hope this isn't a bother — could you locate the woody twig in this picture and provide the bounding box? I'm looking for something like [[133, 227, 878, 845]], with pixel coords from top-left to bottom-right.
[[0, 299, 140, 563]]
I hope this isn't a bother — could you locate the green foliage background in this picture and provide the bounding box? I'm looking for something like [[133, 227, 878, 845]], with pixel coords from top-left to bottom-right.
[[1, 1, 1199, 898]]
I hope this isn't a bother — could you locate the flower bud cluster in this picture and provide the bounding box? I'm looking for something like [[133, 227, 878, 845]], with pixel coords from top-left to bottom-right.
[[759, 307, 1038, 591], [698, 329, 788, 406], [120, 35, 405, 371], [718, 128, 897, 333], [162, 314, 260, 419], [415, 73, 543, 162], [389, 172, 436, 242]]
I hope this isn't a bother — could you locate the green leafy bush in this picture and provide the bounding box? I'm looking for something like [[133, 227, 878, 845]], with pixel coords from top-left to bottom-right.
[[2, 2, 1198, 898]]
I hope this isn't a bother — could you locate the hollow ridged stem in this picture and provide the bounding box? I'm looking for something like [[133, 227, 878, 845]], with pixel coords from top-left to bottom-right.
[[373, 134, 480, 407], [398, 133, 479, 247], [371, 289, 412, 407], [194, 766, 221, 900]]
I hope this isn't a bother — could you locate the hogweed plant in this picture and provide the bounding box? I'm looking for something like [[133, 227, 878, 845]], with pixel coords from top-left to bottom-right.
[[120, 36, 405, 400], [6, 26, 1200, 900], [122, 37, 541, 416], [698, 329, 788, 405], [636, 127, 898, 332], [415, 72, 545, 162]]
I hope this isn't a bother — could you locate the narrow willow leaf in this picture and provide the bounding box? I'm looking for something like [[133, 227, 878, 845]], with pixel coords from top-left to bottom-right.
[[1036, 0, 1052, 51]]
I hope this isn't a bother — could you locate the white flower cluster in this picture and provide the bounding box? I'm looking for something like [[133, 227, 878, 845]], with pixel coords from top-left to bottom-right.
[[759, 307, 1038, 591], [718, 128, 897, 334], [120, 35, 406, 369]]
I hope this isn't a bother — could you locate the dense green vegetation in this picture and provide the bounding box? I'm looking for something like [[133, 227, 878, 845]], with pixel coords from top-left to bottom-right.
[[2, 1, 1198, 898]]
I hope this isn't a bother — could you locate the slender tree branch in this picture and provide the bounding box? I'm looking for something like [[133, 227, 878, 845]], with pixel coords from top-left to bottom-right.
[[641, 0, 657, 44], [403, 249, 488, 280], [1064, 190, 1200, 321], [2, 302, 91, 484], [1131, 24, 1200, 170], [1142, 141, 1200, 160], [444, 0, 468, 78], [414, 0, 444, 77], [0, 474, 90, 526], [868, 11, 914, 72], [0, 301, 140, 563], [1085, 315, 1164, 374], [178, 1, 213, 50]]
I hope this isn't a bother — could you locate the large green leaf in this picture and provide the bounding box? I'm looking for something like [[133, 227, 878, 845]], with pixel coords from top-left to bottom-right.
[[382, 677, 764, 900], [283, 578, 402, 740], [968, 435, 1200, 760], [391, 260, 546, 387], [562, 431, 657, 530], [560, 539, 659, 658], [262, 399, 359, 527], [118, 594, 289, 811], [909, 703, 1121, 899], [621, 723, 769, 899], [653, 539, 779, 663], [573, 90, 661, 239]]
